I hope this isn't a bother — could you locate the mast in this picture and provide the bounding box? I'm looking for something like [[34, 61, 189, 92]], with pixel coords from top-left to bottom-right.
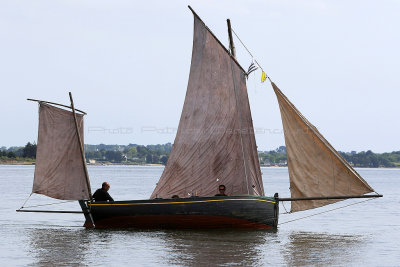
[[226, 18, 250, 194], [69, 92, 93, 201], [27, 98, 87, 115], [151, 7, 264, 198], [227, 19, 236, 58], [19, 94, 96, 227]]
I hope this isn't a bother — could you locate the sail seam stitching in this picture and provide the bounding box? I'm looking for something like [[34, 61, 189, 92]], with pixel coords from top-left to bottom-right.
[[230, 58, 250, 195]]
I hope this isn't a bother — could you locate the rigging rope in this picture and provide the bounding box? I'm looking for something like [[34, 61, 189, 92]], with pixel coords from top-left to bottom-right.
[[19, 193, 33, 209], [22, 200, 76, 209], [232, 29, 265, 74], [230, 57, 251, 194], [19, 196, 76, 209], [279, 198, 376, 225], [232, 26, 381, 224], [281, 201, 289, 214], [231, 28, 273, 83], [231, 29, 255, 59]]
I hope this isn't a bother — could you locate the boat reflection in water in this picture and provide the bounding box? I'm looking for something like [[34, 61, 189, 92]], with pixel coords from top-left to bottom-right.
[[26, 228, 272, 266], [27, 228, 94, 266], [159, 230, 367, 266], [282, 231, 367, 266], [25, 227, 367, 266], [160, 229, 276, 266]]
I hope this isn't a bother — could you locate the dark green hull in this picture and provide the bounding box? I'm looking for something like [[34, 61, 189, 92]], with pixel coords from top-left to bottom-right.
[[81, 195, 278, 229]]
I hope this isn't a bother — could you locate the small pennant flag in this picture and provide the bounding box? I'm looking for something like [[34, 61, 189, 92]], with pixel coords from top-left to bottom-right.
[[261, 71, 267, 82], [247, 60, 258, 77]]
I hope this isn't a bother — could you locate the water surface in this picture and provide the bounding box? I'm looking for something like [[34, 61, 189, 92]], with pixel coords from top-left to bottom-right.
[[1, 165, 398, 266]]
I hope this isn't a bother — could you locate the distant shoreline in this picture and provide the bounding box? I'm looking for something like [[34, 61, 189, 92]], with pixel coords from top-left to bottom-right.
[[3, 144, 399, 168], [0, 161, 165, 167], [0, 161, 399, 169], [0, 160, 34, 165]]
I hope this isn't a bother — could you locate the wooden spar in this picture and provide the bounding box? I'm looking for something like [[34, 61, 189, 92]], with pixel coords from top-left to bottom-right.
[[69, 93, 95, 228], [68, 92, 92, 201], [278, 194, 383, 201], [16, 209, 83, 214], [227, 19, 236, 58], [187, 5, 246, 74], [27, 98, 87, 115]]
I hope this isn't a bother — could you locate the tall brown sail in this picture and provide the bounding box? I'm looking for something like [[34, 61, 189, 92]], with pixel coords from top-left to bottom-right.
[[272, 82, 375, 212], [151, 15, 264, 199], [33, 103, 90, 200]]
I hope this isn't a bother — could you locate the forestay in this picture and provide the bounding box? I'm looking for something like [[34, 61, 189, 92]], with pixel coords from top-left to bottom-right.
[[33, 103, 89, 200], [151, 15, 264, 199], [272, 82, 375, 212]]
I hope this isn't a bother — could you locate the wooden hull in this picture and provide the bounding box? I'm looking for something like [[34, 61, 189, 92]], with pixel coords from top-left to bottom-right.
[[82, 195, 278, 229]]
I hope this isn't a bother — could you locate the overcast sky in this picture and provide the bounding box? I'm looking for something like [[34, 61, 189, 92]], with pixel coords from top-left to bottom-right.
[[0, 0, 399, 153]]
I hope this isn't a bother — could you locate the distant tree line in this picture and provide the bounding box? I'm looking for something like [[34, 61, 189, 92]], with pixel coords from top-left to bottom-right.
[[258, 146, 400, 168], [258, 146, 288, 166], [1, 143, 400, 167], [0, 142, 37, 160], [0, 142, 172, 165], [339, 150, 400, 168], [84, 143, 172, 164]]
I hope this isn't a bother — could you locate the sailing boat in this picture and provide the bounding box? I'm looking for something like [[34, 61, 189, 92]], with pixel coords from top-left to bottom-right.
[[18, 6, 381, 229]]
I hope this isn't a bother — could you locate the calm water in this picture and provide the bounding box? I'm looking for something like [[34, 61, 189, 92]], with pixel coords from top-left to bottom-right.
[[0, 165, 398, 266]]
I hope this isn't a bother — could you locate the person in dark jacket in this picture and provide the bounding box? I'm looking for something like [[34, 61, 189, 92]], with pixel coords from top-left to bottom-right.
[[93, 182, 114, 202], [215, 184, 227, 196]]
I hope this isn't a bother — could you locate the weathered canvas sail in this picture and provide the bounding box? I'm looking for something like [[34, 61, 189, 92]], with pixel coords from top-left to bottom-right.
[[272, 82, 375, 212], [33, 103, 89, 200], [151, 15, 264, 199]]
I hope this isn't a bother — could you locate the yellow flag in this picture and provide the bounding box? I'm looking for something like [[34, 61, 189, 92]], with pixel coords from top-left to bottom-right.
[[261, 71, 267, 82]]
